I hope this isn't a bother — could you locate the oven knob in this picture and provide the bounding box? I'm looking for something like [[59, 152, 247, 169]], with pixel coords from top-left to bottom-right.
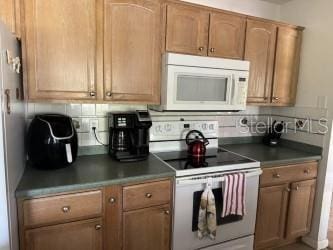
[[209, 124, 214, 130], [202, 124, 208, 130]]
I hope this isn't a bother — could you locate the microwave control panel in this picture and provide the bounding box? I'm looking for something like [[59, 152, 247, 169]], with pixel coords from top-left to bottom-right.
[[235, 77, 248, 106]]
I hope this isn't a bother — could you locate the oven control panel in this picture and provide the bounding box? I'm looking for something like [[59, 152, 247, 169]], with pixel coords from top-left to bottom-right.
[[150, 120, 218, 141]]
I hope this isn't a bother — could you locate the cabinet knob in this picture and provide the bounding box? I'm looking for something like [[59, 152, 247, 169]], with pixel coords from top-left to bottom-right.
[[109, 197, 116, 203], [90, 91, 96, 97], [106, 91, 112, 97], [164, 210, 170, 215], [95, 224, 102, 230], [210, 48, 215, 53], [145, 193, 152, 198], [294, 185, 299, 191], [304, 169, 310, 174], [273, 97, 279, 100], [62, 206, 71, 213], [285, 187, 291, 192], [198, 46, 204, 51], [273, 173, 281, 178]]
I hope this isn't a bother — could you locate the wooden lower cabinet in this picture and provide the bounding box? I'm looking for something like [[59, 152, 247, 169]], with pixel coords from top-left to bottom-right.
[[285, 179, 316, 239], [255, 184, 289, 249], [25, 218, 103, 250], [255, 162, 318, 249], [105, 179, 172, 250], [123, 204, 171, 250], [19, 179, 173, 250]]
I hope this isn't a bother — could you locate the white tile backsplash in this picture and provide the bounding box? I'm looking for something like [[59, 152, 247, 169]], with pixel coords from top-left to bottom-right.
[[66, 104, 82, 117], [35, 103, 66, 115], [81, 104, 96, 116], [25, 103, 328, 147], [96, 104, 109, 116]]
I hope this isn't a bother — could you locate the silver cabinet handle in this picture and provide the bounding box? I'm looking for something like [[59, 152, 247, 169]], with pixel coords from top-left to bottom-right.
[[145, 193, 152, 198], [273, 97, 279, 100], [109, 197, 116, 203], [164, 210, 170, 215], [62, 206, 71, 213], [210, 48, 215, 53], [95, 224, 102, 230], [198, 47, 204, 51], [285, 187, 291, 192], [273, 173, 281, 178], [90, 91, 96, 97], [106, 91, 112, 97], [294, 185, 299, 191]]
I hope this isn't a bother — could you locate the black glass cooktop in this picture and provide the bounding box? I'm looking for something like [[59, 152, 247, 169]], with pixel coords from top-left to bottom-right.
[[154, 148, 254, 171]]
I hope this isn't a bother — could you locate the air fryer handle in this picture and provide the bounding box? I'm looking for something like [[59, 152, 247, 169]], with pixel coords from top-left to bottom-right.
[[65, 143, 73, 163]]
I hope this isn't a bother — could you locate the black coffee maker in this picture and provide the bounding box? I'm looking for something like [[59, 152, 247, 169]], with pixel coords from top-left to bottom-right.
[[109, 111, 152, 161]]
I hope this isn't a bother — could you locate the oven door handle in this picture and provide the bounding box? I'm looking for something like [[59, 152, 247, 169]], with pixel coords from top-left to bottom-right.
[[176, 168, 262, 186]]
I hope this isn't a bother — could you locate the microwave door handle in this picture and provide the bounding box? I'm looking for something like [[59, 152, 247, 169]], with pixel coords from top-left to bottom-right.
[[228, 76, 235, 104]]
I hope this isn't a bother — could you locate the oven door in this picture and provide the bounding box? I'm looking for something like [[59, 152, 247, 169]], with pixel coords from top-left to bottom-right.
[[165, 65, 236, 111], [172, 169, 261, 250]]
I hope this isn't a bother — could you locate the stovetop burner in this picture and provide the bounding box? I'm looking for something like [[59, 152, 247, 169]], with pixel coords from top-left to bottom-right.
[[154, 148, 256, 175]]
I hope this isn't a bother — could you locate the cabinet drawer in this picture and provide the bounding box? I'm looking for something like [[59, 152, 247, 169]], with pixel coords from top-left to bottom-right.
[[123, 180, 171, 211], [23, 190, 102, 227], [260, 162, 318, 187]]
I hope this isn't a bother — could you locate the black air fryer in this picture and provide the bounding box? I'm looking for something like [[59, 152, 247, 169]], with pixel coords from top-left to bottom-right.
[[27, 114, 78, 169]]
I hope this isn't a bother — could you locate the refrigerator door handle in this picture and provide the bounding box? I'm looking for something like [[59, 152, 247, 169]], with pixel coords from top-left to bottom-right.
[[4, 89, 11, 115]]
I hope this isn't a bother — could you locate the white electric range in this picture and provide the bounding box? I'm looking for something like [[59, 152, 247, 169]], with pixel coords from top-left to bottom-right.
[[150, 120, 261, 250]]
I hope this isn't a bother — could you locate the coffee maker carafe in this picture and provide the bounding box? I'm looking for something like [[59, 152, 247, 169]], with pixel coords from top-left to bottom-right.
[[109, 111, 152, 161]]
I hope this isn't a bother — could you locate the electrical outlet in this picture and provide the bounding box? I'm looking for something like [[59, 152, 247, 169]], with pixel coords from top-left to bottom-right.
[[89, 119, 99, 132]]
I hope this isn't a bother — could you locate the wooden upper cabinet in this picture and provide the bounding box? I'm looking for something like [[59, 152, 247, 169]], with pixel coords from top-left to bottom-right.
[[123, 204, 171, 250], [285, 179, 316, 239], [0, 0, 17, 34], [208, 12, 246, 59], [166, 4, 209, 56], [25, 218, 103, 250], [272, 26, 302, 106], [245, 19, 277, 104], [22, 0, 100, 101], [104, 0, 161, 103], [255, 184, 289, 249]]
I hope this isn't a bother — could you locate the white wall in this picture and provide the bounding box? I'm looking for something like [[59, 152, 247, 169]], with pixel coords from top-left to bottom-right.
[[279, 0, 333, 248], [280, 0, 333, 111], [183, 0, 281, 20]]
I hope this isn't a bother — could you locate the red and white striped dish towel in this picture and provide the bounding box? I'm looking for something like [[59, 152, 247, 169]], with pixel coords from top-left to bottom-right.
[[221, 173, 246, 218]]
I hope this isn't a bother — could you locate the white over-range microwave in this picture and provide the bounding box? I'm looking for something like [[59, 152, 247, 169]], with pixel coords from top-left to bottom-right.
[[150, 53, 250, 111]]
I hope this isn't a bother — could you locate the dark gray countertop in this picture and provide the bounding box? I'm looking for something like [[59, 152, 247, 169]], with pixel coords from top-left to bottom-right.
[[220, 141, 322, 167], [16, 153, 175, 198]]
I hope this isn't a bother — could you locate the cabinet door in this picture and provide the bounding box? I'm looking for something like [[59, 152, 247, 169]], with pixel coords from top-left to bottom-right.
[[272, 26, 302, 106], [104, 0, 161, 103], [23, 0, 100, 100], [285, 179, 316, 239], [255, 184, 289, 249], [25, 218, 103, 250], [0, 0, 15, 33], [105, 186, 122, 250], [245, 19, 277, 104], [208, 12, 246, 59], [166, 4, 209, 56], [123, 204, 171, 250]]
